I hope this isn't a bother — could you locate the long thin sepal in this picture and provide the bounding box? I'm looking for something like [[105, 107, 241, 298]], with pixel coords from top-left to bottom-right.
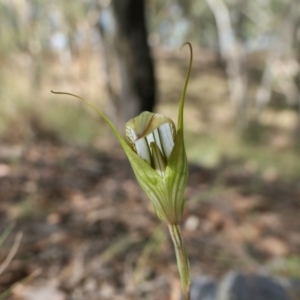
[[164, 43, 192, 223], [51, 91, 127, 147], [51, 91, 169, 222], [177, 42, 193, 131]]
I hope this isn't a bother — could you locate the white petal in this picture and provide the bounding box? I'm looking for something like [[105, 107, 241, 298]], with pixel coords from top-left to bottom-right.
[[152, 129, 163, 153], [145, 131, 155, 145], [135, 138, 151, 165], [158, 123, 175, 158]]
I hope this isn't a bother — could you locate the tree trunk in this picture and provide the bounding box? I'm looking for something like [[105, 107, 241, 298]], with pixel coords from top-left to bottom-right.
[[206, 0, 248, 131], [111, 0, 156, 125]]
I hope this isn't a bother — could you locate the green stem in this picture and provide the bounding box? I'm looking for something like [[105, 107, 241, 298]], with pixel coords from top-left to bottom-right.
[[168, 223, 190, 300]]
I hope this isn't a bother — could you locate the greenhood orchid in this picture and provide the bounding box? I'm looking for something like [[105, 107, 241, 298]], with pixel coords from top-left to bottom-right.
[[52, 43, 192, 225], [124, 109, 188, 224], [52, 42, 193, 300]]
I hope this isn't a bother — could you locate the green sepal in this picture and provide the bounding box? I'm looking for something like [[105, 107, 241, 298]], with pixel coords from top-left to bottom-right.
[[51, 91, 169, 222], [164, 129, 188, 224], [162, 43, 192, 224], [177, 42, 193, 132]]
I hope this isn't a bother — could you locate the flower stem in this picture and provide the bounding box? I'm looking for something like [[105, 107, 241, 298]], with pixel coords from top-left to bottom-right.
[[168, 223, 190, 300]]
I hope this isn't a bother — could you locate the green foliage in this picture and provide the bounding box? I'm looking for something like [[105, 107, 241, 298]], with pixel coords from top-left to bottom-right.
[[268, 255, 300, 279]]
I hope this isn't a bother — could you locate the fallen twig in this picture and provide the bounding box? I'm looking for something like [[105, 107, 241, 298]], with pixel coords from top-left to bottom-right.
[[0, 232, 23, 276]]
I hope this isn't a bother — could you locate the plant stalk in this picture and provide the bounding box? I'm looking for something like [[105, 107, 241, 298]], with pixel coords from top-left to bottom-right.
[[168, 223, 190, 300]]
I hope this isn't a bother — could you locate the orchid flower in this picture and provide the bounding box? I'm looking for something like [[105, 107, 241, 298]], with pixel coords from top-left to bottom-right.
[[52, 42, 193, 300]]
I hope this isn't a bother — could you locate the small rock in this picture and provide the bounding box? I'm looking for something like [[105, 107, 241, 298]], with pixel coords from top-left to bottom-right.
[[278, 278, 300, 300], [217, 271, 290, 300]]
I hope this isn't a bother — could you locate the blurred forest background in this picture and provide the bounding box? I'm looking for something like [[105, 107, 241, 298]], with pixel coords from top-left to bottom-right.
[[0, 0, 300, 299]]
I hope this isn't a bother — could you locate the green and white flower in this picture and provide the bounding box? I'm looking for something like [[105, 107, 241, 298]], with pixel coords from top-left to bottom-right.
[[125, 112, 176, 177], [52, 42, 193, 300], [52, 43, 191, 225], [124, 110, 188, 224]]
